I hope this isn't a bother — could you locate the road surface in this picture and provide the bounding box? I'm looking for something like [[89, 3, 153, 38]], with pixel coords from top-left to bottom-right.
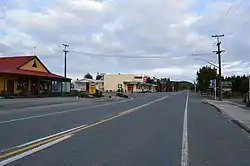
[[1, 92, 250, 166]]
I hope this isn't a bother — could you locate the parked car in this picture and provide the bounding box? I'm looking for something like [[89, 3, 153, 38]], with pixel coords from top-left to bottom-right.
[[116, 93, 129, 98]]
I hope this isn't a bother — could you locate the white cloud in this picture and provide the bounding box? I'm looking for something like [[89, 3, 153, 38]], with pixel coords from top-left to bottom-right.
[[1, 0, 250, 81]]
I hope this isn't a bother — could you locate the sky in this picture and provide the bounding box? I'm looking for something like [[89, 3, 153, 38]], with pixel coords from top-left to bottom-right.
[[0, 0, 250, 81]]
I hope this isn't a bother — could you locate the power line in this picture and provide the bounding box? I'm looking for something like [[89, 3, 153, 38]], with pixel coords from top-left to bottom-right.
[[236, 0, 245, 10], [70, 50, 170, 59], [215, 0, 245, 34]]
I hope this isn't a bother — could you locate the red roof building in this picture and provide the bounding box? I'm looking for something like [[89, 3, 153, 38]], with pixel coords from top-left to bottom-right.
[[0, 55, 71, 96]]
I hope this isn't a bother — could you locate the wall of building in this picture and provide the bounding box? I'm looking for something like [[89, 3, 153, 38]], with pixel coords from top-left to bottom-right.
[[0, 76, 22, 95], [96, 82, 104, 92], [14, 79, 21, 94], [0, 76, 6, 93], [19, 57, 48, 72], [104, 74, 135, 92], [75, 82, 87, 91]]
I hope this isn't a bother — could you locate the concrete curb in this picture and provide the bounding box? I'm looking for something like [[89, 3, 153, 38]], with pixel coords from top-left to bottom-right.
[[95, 96, 134, 102], [203, 100, 250, 134], [227, 101, 250, 110]]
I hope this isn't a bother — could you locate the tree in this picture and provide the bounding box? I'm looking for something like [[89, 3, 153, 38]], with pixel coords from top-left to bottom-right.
[[146, 77, 154, 84], [84, 73, 93, 79], [96, 72, 105, 80], [196, 66, 217, 92]]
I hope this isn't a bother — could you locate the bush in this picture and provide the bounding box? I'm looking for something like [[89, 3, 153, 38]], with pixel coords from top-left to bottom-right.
[[94, 91, 104, 98], [81, 92, 89, 97]]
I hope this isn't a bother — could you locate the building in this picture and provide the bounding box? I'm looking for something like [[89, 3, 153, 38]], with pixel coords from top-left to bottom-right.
[[74, 78, 104, 92], [222, 81, 232, 93], [104, 73, 157, 92], [0, 56, 71, 96]]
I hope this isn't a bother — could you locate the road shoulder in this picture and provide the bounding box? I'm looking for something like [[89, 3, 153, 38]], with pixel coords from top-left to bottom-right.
[[204, 99, 250, 133]]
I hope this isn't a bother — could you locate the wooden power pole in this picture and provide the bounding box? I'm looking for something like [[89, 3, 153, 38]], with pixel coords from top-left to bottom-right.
[[212, 34, 225, 101]]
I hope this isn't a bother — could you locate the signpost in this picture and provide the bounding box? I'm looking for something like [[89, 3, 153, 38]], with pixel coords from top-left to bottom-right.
[[118, 84, 122, 89], [210, 79, 216, 100], [89, 82, 96, 95]]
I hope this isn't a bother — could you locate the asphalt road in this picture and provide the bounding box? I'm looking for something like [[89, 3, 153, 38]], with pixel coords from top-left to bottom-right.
[[1, 92, 250, 166]]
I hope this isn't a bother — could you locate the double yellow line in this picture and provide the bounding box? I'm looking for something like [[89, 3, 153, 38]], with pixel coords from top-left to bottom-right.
[[0, 95, 168, 161], [0, 107, 140, 160]]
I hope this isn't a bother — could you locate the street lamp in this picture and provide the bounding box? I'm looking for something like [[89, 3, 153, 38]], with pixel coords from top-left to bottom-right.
[[193, 55, 218, 100], [193, 57, 219, 69]]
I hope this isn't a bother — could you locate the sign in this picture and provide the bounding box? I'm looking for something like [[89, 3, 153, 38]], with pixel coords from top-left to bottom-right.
[[89, 82, 96, 95], [210, 79, 216, 88], [118, 84, 122, 88], [143, 76, 148, 82], [222, 81, 232, 88]]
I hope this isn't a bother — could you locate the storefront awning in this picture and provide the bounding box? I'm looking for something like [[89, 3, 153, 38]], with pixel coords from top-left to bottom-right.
[[144, 83, 157, 86], [124, 81, 157, 86]]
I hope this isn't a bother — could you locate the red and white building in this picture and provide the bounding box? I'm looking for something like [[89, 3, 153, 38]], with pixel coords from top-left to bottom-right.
[[103, 73, 156, 92]]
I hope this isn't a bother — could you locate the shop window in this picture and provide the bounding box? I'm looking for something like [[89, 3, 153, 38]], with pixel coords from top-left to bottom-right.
[[17, 78, 23, 90], [136, 85, 141, 89], [52, 81, 61, 92], [40, 82, 49, 90]]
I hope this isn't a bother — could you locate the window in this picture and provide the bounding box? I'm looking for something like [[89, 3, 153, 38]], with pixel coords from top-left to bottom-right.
[[52, 81, 62, 92], [17, 78, 23, 90], [134, 76, 142, 79], [40, 82, 49, 91]]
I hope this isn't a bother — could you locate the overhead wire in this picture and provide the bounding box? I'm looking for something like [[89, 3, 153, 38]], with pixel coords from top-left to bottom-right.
[[70, 50, 170, 59], [215, 0, 246, 35]]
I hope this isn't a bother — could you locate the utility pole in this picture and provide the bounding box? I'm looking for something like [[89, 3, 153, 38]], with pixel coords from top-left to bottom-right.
[[33, 46, 36, 56], [212, 34, 225, 101], [248, 74, 250, 103], [62, 44, 69, 78]]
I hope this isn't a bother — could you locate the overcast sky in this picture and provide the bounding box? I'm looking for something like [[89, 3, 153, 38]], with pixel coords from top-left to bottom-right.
[[1, 0, 250, 81]]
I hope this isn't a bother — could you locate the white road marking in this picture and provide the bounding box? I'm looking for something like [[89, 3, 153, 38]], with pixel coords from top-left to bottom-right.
[[1, 94, 169, 153], [181, 92, 189, 166], [0, 98, 133, 124], [118, 95, 169, 115], [0, 125, 86, 154], [0, 94, 172, 164], [0, 135, 72, 166]]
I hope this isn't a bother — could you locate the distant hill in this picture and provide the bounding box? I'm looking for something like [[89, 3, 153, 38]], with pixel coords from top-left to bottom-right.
[[171, 81, 194, 91]]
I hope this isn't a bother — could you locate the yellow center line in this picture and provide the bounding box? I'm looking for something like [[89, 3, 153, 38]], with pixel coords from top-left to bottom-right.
[[0, 112, 126, 160], [0, 95, 167, 160]]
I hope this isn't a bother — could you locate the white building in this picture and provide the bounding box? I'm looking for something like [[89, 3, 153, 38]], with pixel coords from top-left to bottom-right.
[[104, 73, 156, 92], [74, 78, 104, 92]]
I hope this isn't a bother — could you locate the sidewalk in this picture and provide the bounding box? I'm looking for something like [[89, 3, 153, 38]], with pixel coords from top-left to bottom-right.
[[205, 99, 250, 132]]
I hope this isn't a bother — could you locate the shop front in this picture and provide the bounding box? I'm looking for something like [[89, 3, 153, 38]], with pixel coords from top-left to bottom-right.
[[123, 81, 157, 92], [0, 56, 71, 97]]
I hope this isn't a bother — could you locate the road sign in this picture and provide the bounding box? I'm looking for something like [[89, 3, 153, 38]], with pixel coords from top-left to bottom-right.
[[210, 79, 216, 88], [89, 82, 96, 95], [118, 84, 122, 88]]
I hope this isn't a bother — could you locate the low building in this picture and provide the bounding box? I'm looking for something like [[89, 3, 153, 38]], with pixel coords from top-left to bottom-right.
[[222, 81, 232, 92], [74, 78, 104, 92], [104, 73, 156, 92], [0, 55, 71, 96]]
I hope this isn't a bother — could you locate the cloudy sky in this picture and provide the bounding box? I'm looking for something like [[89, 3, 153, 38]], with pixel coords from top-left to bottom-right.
[[0, 0, 250, 81]]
